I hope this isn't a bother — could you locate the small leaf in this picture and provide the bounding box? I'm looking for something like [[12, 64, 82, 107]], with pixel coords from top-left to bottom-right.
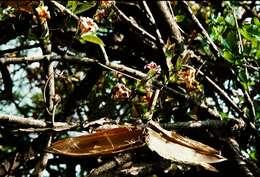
[[226, 31, 237, 50], [222, 50, 234, 63], [176, 15, 185, 22], [67, 1, 96, 14], [225, 14, 235, 26], [67, 1, 78, 13], [74, 2, 96, 14], [249, 150, 257, 161], [253, 17, 260, 26], [79, 33, 104, 46], [215, 16, 225, 24]]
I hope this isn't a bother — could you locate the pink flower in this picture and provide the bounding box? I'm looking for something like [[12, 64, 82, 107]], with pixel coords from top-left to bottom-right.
[[112, 83, 131, 101], [36, 5, 50, 24], [144, 62, 161, 74], [78, 17, 98, 33]]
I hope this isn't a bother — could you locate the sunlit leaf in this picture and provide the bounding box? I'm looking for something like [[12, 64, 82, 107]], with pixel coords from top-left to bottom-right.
[[253, 17, 260, 26], [79, 33, 104, 46], [249, 150, 257, 161], [222, 50, 234, 63], [225, 14, 235, 26], [176, 15, 185, 22], [67, 1, 96, 14]]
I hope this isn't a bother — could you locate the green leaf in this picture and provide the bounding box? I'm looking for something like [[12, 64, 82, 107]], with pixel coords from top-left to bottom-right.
[[249, 150, 257, 161], [225, 14, 235, 26], [222, 50, 234, 63], [225, 31, 237, 51], [74, 2, 96, 14], [239, 25, 260, 42], [67, 1, 96, 14], [67, 1, 78, 13], [253, 17, 260, 26], [79, 33, 104, 46], [176, 15, 185, 22], [256, 50, 260, 60], [238, 71, 247, 83], [215, 16, 225, 24]]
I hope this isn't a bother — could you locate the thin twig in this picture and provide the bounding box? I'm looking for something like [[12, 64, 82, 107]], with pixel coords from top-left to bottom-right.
[[147, 89, 161, 121], [142, 1, 164, 45], [142, 1, 169, 76], [100, 45, 109, 64], [50, 0, 79, 21], [182, 1, 220, 56], [230, 4, 256, 123], [0, 53, 188, 101], [87, 153, 132, 177], [0, 54, 58, 64], [0, 54, 97, 65], [14, 124, 78, 133], [112, 4, 157, 43], [0, 43, 40, 56]]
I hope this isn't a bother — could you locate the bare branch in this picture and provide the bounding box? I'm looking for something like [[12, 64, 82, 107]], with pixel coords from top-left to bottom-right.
[[0, 43, 41, 56], [182, 1, 220, 56], [155, 1, 183, 49], [0, 114, 76, 130], [0, 114, 46, 128], [160, 118, 245, 132], [112, 4, 157, 43], [32, 1, 54, 176], [88, 153, 132, 177], [225, 138, 255, 177]]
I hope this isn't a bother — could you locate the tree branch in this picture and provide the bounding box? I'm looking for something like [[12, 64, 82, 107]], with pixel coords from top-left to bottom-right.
[[50, 0, 79, 21], [182, 1, 220, 56], [0, 113, 76, 130], [155, 1, 183, 50], [0, 114, 46, 127], [32, 1, 54, 176], [225, 138, 256, 177], [88, 153, 132, 177], [160, 118, 245, 132], [0, 62, 13, 100], [112, 4, 156, 43], [0, 43, 41, 56], [142, 1, 169, 77]]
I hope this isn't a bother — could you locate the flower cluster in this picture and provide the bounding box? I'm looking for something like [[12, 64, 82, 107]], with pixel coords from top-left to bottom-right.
[[94, 1, 115, 21], [78, 17, 99, 33], [100, 0, 115, 8], [177, 68, 200, 92], [36, 5, 50, 24], [112, 83, 131, 101], [144, 62, 161, 75]]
